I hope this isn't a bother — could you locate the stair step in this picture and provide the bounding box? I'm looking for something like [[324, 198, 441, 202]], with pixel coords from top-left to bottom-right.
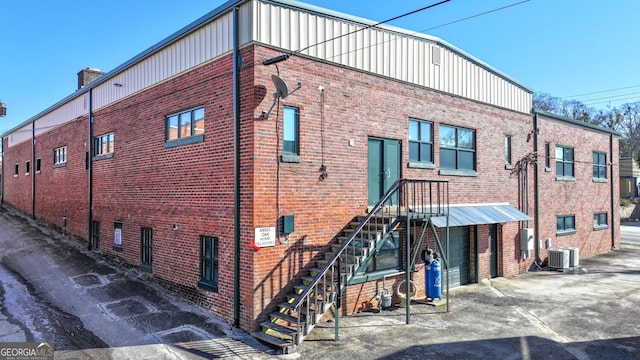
[[324, 252, 360, 263], [270, 311, 300, 325], [252, 331, 292, 349], [331, 243, 368, 255], [341, 229, 382, 240], [314, 259, 354, 273], [260, 321, 298, 339], [278, 302, 317, 316], [348, 221, 389, 231], [283, 294, 326, 310], [336, 237, 374, 247]]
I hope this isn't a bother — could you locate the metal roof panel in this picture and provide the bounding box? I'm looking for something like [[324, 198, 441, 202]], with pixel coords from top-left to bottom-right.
[[431, 204, 530, 227]]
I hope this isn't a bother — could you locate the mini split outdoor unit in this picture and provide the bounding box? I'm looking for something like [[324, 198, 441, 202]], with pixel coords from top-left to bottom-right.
[[548, 247, 580, 269]]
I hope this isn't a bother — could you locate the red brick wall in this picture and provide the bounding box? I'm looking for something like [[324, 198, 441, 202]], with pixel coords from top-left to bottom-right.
[[536, 115, 620, 260], [249, 46, 534, 322], [89, 50, 255, 327], [1, 43, 620, 334], [2, 136, 32, 213], [35, 119, 89, 239]]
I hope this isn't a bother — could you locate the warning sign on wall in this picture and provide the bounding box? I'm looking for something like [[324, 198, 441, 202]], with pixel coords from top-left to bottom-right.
[[254, 227, 276, 247]]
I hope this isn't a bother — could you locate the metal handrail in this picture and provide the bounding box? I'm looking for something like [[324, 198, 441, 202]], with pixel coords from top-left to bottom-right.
[[288, 179, 449, 344], [290, 179, 402, 311]]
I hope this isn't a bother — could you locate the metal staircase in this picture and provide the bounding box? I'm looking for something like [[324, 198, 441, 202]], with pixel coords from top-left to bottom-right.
[[252, 179, 448, 354]]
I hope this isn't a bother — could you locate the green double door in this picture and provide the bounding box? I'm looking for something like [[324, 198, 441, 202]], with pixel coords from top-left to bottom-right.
[[367, 137, 400, 206]]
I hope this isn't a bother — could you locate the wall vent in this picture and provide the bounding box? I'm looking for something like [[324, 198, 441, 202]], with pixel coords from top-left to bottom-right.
[[548, 248, 569, 269], [432, 46, 441, 66]]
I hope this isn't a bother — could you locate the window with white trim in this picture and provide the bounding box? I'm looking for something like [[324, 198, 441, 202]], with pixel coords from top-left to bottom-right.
[[54, 146, 67, 165]]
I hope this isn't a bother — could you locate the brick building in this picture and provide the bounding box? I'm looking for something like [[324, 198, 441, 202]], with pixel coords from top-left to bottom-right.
[[0, 0, 619, 351]]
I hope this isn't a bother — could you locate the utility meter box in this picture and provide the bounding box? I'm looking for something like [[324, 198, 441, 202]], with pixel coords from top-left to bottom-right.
[[520, 228, 534, 251]]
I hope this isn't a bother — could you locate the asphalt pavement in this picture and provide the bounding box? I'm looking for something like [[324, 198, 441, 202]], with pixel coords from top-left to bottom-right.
[[1, 204, 640, 359]]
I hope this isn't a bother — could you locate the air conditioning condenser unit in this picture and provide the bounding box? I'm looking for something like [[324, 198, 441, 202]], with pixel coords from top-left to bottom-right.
[[548, 248, 569, 269]]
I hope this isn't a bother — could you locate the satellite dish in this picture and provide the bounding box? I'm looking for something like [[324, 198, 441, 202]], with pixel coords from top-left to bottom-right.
[[272, 75, 289, 99], [260, 76, 302, 120]]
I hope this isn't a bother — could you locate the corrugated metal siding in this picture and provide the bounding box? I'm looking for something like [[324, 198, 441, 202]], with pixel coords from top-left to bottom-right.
[[8, 4, 250, 147], [8, 95, 87, 147], [253, 1, 531, 113], [431, 204, 531, 228], [92, 11, 237, 110]]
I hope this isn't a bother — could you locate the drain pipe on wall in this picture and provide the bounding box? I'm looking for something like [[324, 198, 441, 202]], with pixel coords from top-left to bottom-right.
[[31, 121, 35, 220], [533, 112, 541, 263], [610, 134, 616, 249], [232, 5, 241, 328], [88, 88, 94, 250], [1, 138, 4, 205]]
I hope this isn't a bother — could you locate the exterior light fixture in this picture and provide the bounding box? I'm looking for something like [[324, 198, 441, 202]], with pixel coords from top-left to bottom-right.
[[262, 54, 289, 66], [0, 102, 6, 117], [114, 83, 123, 87]]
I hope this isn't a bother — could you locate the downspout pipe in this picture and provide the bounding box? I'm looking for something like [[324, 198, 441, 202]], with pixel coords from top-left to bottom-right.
[[1, 138, 4, 205], [88, 89, 94, 250], [533, 112, 540, 263], [31, 122, 35, 220], [232, 5, 241, 328], [610, 134, 616, 249]]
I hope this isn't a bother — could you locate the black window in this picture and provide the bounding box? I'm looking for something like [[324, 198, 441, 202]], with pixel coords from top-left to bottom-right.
[[439, 124, 476, 171], [592, 152, 607, 180], [366, 231, 400, 273], [593, 213, 608, 230], [409, 119, 433, 164], [166, 107, 204, 141], [14, 163, 18, 176], [283, 106, 299, 155], [556, 215, 576, 235], [25, 161, 30, 175], [94, 133, 114, 156], [544, 142, 550, 169], [36, 158, 41, 173], [141, 228, 153, 271], [555, 146, 574, 178], [91, 221, 100, 250], [505, 135, 512, 166], [199, 235, 218, 292]]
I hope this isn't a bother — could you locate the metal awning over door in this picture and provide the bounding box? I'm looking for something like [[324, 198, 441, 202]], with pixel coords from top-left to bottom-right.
[[431, 203, 530, 227]]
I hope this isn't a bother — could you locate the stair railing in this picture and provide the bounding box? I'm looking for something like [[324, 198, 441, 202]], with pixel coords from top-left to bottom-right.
[[288, 179, 449, 344], [288, 179, 402, 343]]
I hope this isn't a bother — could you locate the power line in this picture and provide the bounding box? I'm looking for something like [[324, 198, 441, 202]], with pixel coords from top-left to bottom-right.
[[297, 0, 531, 66], [582, 95, 640, 107], [561, 84, 640, 99], [580, 91, 640, 104], [422, 0, 530, 32], [294, 0, 452, 55]]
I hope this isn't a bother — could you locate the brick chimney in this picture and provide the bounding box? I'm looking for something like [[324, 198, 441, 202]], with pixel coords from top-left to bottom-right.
[[77, 68, 105, 89]]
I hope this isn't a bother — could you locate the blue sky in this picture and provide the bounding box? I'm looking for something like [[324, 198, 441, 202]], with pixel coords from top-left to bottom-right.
[[1, 0, 639, 135]]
